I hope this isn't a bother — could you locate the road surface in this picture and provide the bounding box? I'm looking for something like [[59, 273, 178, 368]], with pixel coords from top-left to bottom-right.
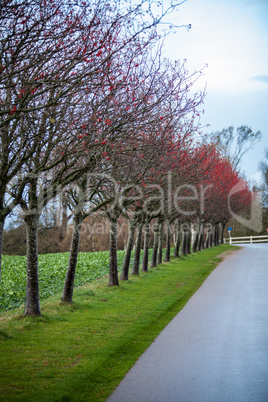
[[107, 244, 268, 402]]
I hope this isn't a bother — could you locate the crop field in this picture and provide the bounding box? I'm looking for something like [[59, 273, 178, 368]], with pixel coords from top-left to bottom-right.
[[0, 250, 136, 313]]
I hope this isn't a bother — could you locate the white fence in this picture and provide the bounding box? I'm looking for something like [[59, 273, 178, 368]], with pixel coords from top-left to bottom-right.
[[224, 235, 268, 245]]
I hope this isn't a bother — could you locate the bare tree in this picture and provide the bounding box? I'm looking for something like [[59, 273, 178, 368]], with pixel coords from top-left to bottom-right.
[[209, 125, 261, 170]]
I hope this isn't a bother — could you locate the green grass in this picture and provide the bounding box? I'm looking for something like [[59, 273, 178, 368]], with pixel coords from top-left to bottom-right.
[[0, 245, 237, 402]]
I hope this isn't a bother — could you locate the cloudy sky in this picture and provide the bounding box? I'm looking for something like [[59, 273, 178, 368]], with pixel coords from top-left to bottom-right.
[[162, 0, 268, 181]]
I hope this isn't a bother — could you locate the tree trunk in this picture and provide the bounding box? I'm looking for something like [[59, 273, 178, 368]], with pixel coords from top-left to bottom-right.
[[214, 224, 219, 245], [61, 215, 83, 303], [0, 218, 4, 284], [205, 235, 209, 248], [142, 222, 150, 272], [120, 223, 136, 280], [131, 223, 143, 275], [187, 225, 191, 254], [211, 226, 215, 247], [204, 227, 208, 249], [59, 195, 68, 240], [164, 221, 171, 262], [220, 222, 227, 244], [181, 232, 187, 256], [173, 219, 181, 257], [192, 224, 199, 253], [24, 214, 41, 316], [208, 230, 213, 248], [109, 217, 119, 286], [157, 222, 164, 265], [197, 221, 204, 251], [213, 224, 217, 246], [151, 222, 159, 268]]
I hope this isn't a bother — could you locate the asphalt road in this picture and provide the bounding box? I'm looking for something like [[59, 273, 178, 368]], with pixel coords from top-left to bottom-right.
[[107, 244, 268, 402]]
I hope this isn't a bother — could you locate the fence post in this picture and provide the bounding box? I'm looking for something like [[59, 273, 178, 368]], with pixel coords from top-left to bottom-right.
[[230, 236, 232, 245], [250, 236, 252, 244]]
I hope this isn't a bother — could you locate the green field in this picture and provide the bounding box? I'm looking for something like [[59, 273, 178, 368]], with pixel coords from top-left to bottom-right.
[[0, 250, 128, 312], [0, 245, 237, 401]]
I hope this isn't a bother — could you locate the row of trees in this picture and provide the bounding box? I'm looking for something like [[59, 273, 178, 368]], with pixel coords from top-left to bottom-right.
[[1, 0, 253, 316]]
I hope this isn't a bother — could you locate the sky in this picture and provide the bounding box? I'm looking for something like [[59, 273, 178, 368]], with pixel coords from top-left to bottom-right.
[[161, 0, 268, 182]]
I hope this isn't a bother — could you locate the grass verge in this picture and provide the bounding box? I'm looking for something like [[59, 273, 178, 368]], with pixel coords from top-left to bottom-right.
[[0, 245, 238, 401]]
